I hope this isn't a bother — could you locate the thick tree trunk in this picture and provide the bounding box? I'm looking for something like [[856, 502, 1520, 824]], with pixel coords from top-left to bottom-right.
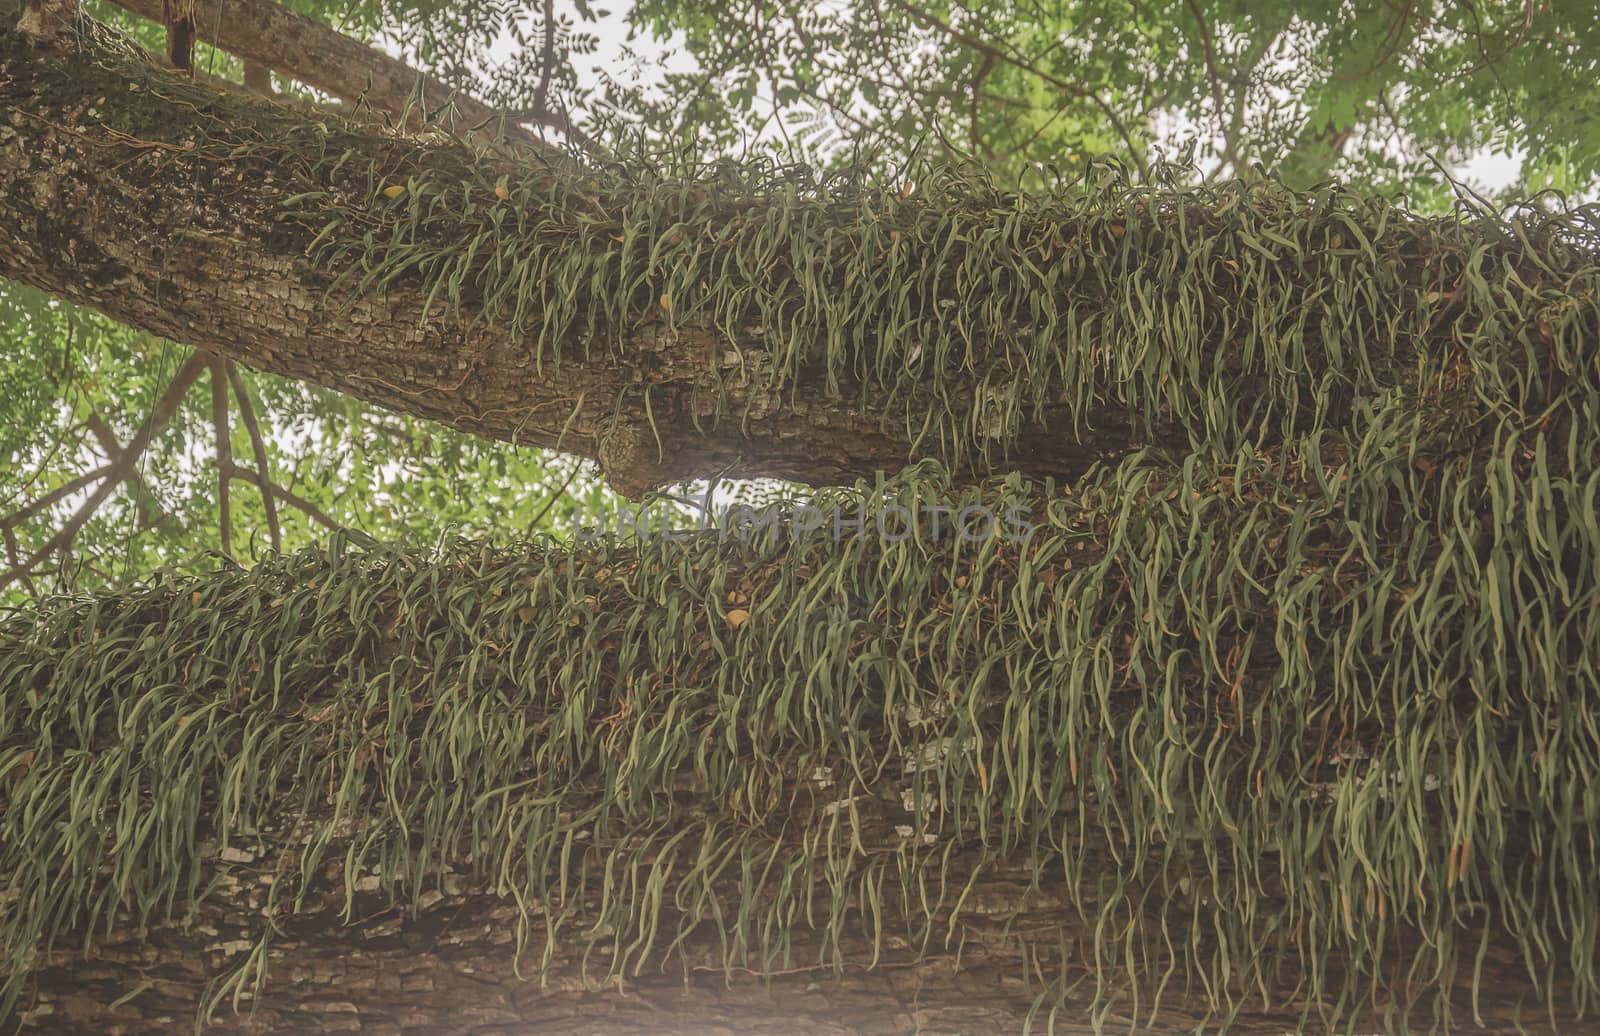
[[12, 853, 1573, 1034]]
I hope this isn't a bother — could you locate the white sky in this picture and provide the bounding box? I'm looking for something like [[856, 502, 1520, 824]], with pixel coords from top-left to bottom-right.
[[477, 5, 1532, 192]]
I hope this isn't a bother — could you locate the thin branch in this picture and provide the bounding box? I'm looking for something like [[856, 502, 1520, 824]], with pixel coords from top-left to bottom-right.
[[210, 357, 233, 559], [701, 475, 720, 530], [1183, 0, 1238, 172], [0, 353, 208, 594], [525, 463, 580, 537], [81, 408, 175, 530], [225, 361, 282, 552], [220, 460, 342, 532], [1, 464, 117, 530], [1209, 19, 1288, 180], [2, 526, 38, 596], [497, 101, 606, 159]]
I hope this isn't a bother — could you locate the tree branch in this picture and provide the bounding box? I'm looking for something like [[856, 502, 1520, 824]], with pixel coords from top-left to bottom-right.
[[0, 353, 207, 592], [0, 23, 1153, 497], [209, 356, 232, 558], [1, 524, 37, 595], [224, 361, 282, 551], [104, 0, 569, 154], [2, 18, 1580, 501], [1183, 0, 1238, 172], [1, 464, 116, 530], [219, 459, 345, 533], [81, 407, 175, 530], [531, 0, 555, 128]]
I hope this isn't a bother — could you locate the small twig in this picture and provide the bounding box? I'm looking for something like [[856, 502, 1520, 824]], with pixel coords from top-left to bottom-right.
[[210, 357, 233, 559], [225, 361, 282, 552], [525, 463, 580, 537], [702, 475, 720, 529]]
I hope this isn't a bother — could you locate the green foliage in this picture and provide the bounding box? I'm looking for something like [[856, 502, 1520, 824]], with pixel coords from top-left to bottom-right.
[[628, 0, 1600, 197], [0, 281, 607, 602], [283, 137, 1599, 487], [5, 433, 1600, 1027]]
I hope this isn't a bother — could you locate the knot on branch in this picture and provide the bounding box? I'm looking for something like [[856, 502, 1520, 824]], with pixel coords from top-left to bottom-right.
[[596, 419, 668, 501]]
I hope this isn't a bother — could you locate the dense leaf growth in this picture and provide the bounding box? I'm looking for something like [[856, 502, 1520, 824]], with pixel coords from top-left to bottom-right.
[[5, 432, 1600, 1027]]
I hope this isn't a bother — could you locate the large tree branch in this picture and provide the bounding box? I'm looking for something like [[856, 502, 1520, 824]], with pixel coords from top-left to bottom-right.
[[1, 19, 1585, 499], [104, 0, 578, 153], [0, 23, 1153, 496], [4, 468, 1594, 1030]]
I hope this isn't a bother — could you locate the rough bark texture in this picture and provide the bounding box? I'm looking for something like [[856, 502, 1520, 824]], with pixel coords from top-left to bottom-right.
[[8, 859, 1097, 1034], [105, 0, 560, 150], [0, 24, 1143, 498], [5, 17, 1593, 1036], [10, 828, 1577, 1034]]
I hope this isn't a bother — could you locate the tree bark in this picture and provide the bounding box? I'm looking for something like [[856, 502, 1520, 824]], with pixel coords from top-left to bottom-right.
[[104, 0, 569, 151], [0, 21, 1169, 497], [12, 853, 1572, 1034], [2, 9, 1596, 1036]]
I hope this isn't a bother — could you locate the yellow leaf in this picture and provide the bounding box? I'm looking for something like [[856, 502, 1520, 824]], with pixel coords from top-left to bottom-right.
[[6, 750, 34, 781], [494, 177, 510, 200], [382, 184, 406, 198], [659, 293, 671, 312], [726, 608, 750, 628]]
